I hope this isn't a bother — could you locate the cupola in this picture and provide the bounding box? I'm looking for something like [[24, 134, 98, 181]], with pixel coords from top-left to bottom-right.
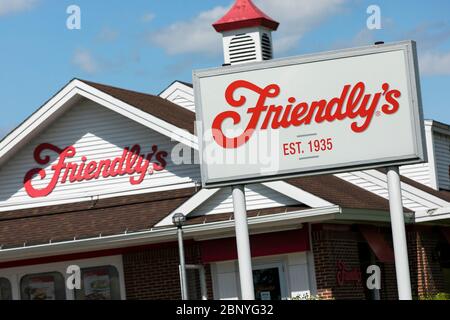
[[213, 0, 279, 65]]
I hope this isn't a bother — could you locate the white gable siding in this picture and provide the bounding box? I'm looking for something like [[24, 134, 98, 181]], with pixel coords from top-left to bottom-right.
[[435, 132, 450, 190], [159, 82, 195, 112], [0, 99, 200, 211], [399, 121, 450, 191], [170, 96, 195, 112], [190, 183, 300, 217], [399, 122, 436, 188], [399, 163, 432, 187]]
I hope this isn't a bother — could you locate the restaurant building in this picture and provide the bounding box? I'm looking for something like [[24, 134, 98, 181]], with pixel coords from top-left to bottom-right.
[[0, 0, 449, 300]]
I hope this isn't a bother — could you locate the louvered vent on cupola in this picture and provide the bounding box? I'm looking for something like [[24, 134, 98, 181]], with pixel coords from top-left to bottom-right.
[[261, 33, 273, 60], [229, 33, 257, 64]]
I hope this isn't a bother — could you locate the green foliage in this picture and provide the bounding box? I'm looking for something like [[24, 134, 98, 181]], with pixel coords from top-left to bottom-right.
[[290, 293, 334, 300], [419, 292, 450, 300]]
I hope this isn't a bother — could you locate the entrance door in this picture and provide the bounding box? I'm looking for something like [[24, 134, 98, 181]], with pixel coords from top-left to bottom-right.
[[252, 263, 287, 300]]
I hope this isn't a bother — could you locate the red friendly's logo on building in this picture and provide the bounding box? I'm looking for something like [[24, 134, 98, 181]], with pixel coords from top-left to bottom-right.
[[23, 143, 168, 198]]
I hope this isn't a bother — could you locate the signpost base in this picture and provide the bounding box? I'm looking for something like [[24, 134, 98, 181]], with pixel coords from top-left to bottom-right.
[[232, 185, 255, 300], [386, 166, 412, 300]]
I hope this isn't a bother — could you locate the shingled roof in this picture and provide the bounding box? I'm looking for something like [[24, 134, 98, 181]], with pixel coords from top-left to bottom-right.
[[213, 0, 279, 32], [0, 174, 400, 250], [0, 188, 197, 250], [286, 174, 398, 212], [81, 79, 196, 134]]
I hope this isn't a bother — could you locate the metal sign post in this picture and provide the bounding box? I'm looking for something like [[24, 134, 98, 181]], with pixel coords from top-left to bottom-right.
[[232, 185, 255, 300], [387, 166, 412, 300]]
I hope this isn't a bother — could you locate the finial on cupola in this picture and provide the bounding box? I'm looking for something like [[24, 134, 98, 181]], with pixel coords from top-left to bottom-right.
[[213, 0, 279, 65]]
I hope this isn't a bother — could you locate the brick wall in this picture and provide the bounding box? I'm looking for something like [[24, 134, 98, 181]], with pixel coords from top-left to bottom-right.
[[380, 263, 398, 300], [312, 224, 366, 300], [378, 228, 398, 300], [370, 226, 441, 300], [312, 223, 448, 300], [408, 226, 446, 297], [311, 223, 401, 300], [385, 226, 450, 298], [122, 242, 213, 300]]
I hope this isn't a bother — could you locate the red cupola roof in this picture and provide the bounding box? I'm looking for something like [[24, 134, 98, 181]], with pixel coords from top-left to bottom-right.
[[213, 0, 279, 33]]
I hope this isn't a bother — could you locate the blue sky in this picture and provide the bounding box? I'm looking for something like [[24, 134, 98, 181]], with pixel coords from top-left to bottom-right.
[[1, 0, 450, 139]]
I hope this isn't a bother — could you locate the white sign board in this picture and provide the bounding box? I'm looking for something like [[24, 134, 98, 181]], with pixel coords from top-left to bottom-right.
[[193, 41, 426, 188]]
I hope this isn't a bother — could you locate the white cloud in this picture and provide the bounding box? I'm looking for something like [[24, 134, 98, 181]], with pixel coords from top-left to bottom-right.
[[257, 0, 347, 53], [149, 0, 348, 56], [393, 22, 450, 76], [150, 6, 227, 55], [72, 49, 99, 74], [419, 51, 450, 76], [98, 27, 119, 42], [330, 28, 375, 50], [350, 29, 375, 46], [142, 12, 155, 23], [0, 0, 37, 16], [404, 22, 450, 51]]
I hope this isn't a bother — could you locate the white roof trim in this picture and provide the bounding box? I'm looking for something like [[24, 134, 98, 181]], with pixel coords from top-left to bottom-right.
[[365, 169, 449, 207], [155, 181, 334, 227], [426, 119, 450, 136], [262, 181, 333, 208], [155, 188, 221, 227], [415, 207, 450, 223], [0, 81, 78, 166], [338, 170, 449, 210], [0, 79, 198, 167], [159, 81, 194, 100]]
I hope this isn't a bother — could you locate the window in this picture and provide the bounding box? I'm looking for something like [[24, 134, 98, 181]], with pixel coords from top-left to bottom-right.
[[75, 266, 121, 300], [253, 263, 287, 300], [0, 278, 12, 300], [21, 272, 66, 300]]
